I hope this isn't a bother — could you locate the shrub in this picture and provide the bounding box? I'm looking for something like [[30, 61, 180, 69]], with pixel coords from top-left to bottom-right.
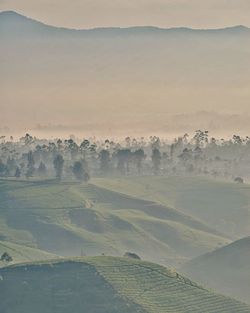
[[124, 252, 141, 260], [234, 177, 244, 184], [1, 252, 13, 262]]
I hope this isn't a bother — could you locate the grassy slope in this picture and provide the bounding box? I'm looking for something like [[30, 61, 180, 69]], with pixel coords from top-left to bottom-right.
[[0, 179, 229, 266], [181, 236, 250, 304], [94, 176, 250, 238], [0, 256, 250, 313], [0, 240, 56, 267]]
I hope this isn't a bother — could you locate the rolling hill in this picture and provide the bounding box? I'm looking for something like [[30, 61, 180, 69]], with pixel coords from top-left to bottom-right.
[[94, 176, 250, 238], [181, 236, 250, 304], [1, 11, 250, 135], [0, 240, 56, 267], [0, 178, 229, 267], [1, 256, 250, 313]]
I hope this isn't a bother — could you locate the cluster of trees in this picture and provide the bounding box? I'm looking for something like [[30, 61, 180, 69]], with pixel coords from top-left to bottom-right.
[[0, 131, 249, 182], [0, 252, 12, 262]]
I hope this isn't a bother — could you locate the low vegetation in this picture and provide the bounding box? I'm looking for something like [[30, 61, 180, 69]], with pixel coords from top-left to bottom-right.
[[0, 178, 229, 267], [0, 241, 56, 267], [1, 256, 250, 313], [94, 175, 250, 238]]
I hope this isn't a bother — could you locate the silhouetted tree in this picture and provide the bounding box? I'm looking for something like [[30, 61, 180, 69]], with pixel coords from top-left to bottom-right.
[[65, 139, 79, 160], [26, 151, 35, 178], [178, 148, 192, 163], [22, 133, 33, 146], [56, 139, 63, 151], [89, 144, 97, 161], [193, 130, 209, 147], [133, 149, 145, 174], [116, 149, 132, 175], [0, 160, 8, 177], [152, 148, 161, 175], [6, 157, 16, 174], [99, 149, 110, 173], [80, 139, 90, 159], [170, 143, 175, 161], [37, 162, 47, 177], [72, 160, 85, 181], [193, 146, 203, 162], [15, 167, 21, 178], [232, 135, 243, 145], [53, 154, 64, 180]]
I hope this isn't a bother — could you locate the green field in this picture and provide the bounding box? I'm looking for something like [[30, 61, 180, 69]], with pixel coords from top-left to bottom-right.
[[0, 240, 56, 267], [94, 176, 250, 238], [181, 236, 250, 304], [0, 178, 230, 267], [1, 256, 249, 313], [0, 176, 249, 310]]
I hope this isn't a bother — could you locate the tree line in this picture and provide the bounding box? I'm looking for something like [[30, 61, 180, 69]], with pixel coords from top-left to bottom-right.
[[0, 131, 249, 182]]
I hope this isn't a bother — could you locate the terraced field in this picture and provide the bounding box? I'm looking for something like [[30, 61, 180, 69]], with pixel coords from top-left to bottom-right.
[[0, 241, 56, 267], [0, 179, 229, 266], [1, 256, 249, 313]]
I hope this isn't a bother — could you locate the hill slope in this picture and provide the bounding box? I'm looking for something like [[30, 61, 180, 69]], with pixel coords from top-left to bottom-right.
[[0, 240, 57, 267], [181, 236, 250, 304], [94, 176, 250, 238], [0, 256, 250, 313], [0, 179, 229, 266]]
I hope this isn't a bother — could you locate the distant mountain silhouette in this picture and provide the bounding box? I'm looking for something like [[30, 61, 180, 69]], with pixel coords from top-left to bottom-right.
[[1, 10, 249, 36], [1, 10, 250, 135]]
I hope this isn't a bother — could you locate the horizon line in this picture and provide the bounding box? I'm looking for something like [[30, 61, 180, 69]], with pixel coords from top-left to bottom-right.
[[1, 10, 249, 32]]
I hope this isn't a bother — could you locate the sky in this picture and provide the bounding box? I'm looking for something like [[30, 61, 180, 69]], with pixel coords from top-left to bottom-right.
[[1, 0, 250, 29]]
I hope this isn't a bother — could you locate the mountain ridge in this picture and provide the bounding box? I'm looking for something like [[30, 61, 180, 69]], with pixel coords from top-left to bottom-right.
[[1, 10, 249, 34]]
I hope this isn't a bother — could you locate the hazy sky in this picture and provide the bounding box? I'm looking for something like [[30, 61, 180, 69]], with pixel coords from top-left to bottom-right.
[[1, 0, 250, 28], [1, 0, 250, 138]]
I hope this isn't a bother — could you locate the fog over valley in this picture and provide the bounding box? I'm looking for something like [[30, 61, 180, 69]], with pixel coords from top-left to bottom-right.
[[1, 11, 250, 138]]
